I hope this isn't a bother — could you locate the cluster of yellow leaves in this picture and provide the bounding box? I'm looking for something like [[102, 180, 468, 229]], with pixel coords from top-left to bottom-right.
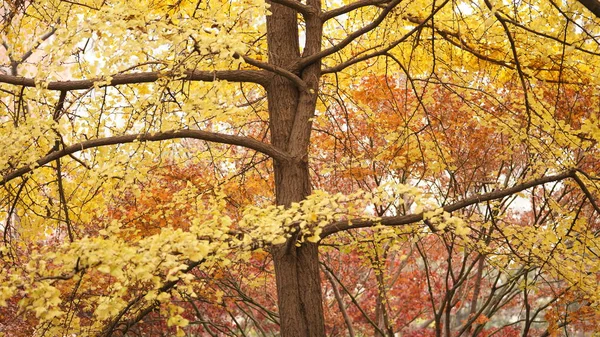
[[3, 0, 267, 78], [0, 181, 439, 333], [473, 206, 600, 307], [423, 208, 471, 236]]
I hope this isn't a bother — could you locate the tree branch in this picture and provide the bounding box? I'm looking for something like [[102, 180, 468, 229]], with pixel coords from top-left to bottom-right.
[[322, 2, 450, 74], [482, 0, 533, 132], [576, 0, 600, 18], [19, 28, 57, 65], [320, 262, 387, 335], [236, 53, 309, 92], [321, 170, 577, 237], [1, 129, 292, 186], [100, 260, 203, 337], [322, 265, 356, 337], [0, 69, 270, 91], [293, 0, 404, 71], [572, 170, 600, 216], [401, 14, 513, 69], [322, 0, 391, 21], [269, 0, 319, 16]]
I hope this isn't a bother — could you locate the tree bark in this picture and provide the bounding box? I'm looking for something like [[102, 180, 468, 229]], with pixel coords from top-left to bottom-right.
[[577, 0, 600, 19], [266, 0, 326, 336]]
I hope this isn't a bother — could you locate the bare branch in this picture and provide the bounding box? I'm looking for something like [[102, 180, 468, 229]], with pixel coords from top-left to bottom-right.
[[18, 28, 57, 64], [322, 265, 355, 337], [321, 170, 577, 237], [1, 130, 292, 186], [320, 262, 387, 335], [0, 69, 270, 91]]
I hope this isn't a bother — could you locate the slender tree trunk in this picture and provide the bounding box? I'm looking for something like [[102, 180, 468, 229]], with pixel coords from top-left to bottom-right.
[[374, 250, 394, 337], [266, 0, 325, 336]]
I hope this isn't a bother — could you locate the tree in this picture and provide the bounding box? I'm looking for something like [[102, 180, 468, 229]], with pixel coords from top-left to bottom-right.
[[0, 0, 600, 336]]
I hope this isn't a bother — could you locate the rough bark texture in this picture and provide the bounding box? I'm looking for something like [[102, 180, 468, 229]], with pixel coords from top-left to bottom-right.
[[266, 0, 326, 336]]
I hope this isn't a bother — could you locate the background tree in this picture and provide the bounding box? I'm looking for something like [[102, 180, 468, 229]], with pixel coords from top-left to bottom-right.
[[1, 0, 600, 336]]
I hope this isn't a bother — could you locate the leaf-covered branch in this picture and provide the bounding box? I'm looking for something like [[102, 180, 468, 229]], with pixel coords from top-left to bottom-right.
[[0, 69, 270, 91], [100, 260, 204, 337], [321, 170, 578, 237], [1, 130, 292, 186]]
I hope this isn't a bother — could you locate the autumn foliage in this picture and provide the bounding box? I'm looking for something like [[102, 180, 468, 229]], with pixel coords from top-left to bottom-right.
[[1, 0, 600, 336]]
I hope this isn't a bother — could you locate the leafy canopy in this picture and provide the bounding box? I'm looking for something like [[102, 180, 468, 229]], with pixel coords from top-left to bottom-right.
[[0, 0, 600, 335]]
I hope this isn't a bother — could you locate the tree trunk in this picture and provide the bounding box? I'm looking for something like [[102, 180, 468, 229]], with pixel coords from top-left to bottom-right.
[[272, 243, 325, 337], [266, 0, 326, 336], [374, 249, 394, 337]]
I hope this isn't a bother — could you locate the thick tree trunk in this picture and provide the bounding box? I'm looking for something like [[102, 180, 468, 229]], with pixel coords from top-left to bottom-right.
[[266, 0, 326, 336], [272, 243, 325, 337]]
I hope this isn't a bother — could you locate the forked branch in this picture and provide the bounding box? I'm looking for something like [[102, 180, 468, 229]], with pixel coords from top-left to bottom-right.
[[294, 0, 405, 71], [323, 1, 450, 74], [269, 0, 319, 16]]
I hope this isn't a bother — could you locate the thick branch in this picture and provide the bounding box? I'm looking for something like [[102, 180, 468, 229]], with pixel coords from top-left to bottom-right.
[[321, 170, 576, 237], [1, 130, 291, 186], [577, 0, 600, 18], [237, 53, 309, 92], [0, 69, 269, 91], [294, 0, 403, 71], [269, 0, 319, 16]]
